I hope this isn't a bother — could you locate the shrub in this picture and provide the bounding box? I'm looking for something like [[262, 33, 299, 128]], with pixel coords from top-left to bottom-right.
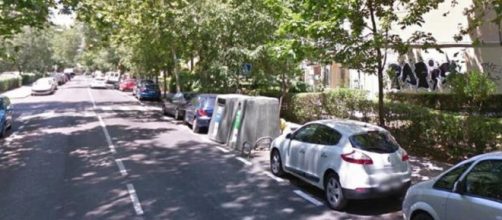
[[21, 73, 42, 85], [387, 93, 502, 113], [448, 70, 497, 111], [0, 74, 22, 92], [283, 89, 502, 163]]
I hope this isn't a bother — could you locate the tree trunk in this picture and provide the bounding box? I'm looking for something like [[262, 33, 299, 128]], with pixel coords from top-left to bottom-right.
[[163, 68, 168, 96], [369, 0, 385, 126], [172, 49, 181, 93]]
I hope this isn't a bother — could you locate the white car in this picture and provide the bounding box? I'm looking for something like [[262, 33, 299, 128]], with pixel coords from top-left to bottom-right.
[[402, 152, 502, 220], [90, 77, 107, 89], [270, 119, 411, 210], [31, 77, 57, 95]]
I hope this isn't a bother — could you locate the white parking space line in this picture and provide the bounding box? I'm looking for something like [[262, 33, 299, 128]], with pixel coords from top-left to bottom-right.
[[134, 106, 146, 112], [115, 159, 128, 176], [215, 146, 230, 153], [293, 190, 323, 207], [235, 156, 252, 166], [101, 106, 112, 111], [118, 106, 131, 111], [126, 184, 144, 215], [263, 171, 285, 183], [145, 106, 162, 111]]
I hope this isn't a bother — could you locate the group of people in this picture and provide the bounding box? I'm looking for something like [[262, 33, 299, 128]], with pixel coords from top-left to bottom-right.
[[388, 58, 460, 92]]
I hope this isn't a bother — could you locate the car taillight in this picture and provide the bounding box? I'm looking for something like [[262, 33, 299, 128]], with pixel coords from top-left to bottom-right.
[[341, 151, 373, 165], [401, 149, 409, 161], [197, 109, 207, 116]]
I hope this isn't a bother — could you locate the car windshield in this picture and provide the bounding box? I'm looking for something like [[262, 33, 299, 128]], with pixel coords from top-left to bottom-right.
[[36, 79, 50, 85], [350, 131, 399, 153]]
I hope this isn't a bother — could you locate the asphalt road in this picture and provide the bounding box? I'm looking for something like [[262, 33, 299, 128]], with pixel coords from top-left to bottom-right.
[[0, 76, 424, 220]]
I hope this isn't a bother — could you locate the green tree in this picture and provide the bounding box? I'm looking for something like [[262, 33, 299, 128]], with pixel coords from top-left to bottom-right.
[[283, 0, 444, 126], [0, 26, 54, 73], [51, 25, 83, 68]]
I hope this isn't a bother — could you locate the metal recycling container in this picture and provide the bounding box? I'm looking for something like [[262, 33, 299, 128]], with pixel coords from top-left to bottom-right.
[[207, 94, 249, 143], [227, 96, 281, 151]]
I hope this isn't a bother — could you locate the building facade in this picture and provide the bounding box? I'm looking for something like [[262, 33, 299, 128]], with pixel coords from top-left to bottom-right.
[[302, 1, 502, 95]]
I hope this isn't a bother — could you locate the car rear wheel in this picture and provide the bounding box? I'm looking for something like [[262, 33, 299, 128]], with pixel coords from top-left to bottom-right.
[[192, 119, 200, 133], [270, 150, 285, 177], [325, 173, 347, 210], [412, 212, 433, 220], [0, 122, 6, 138]]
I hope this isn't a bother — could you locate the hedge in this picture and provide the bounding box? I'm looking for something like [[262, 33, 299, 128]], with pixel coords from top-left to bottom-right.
[[21, 73, 42, 85], [0, 73, 43, 93], [0, 75, 22, 93], [387, 92, 502, 113], [282, 89, 502, 163]]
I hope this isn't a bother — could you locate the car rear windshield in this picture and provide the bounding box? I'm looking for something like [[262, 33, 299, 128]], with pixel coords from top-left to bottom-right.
[[349, 131, 399, 154], [201, 97, 216, 109], [145, 84, 159, 90]]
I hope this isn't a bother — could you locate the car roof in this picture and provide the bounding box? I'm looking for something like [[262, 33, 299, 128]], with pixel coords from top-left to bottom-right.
[[196, 94, 217, 98], [469, 151, 502, 161], [310, 119, 386, 136]]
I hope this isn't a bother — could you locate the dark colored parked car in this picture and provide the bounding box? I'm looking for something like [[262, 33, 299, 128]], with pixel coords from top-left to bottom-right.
[[162, 92, 196, 120], [132, 79, 154, 96], [135, 83, 161, 101], [0, 96, 13, 138], [183, 94, 217, 133]]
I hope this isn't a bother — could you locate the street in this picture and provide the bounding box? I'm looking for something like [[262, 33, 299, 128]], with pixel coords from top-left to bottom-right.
[[0, 76, 448, 220]]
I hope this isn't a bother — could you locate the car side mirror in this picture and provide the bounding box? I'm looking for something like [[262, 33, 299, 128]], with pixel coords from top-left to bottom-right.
[[453, 180, 466, 194], [285, 133, 293, 139]]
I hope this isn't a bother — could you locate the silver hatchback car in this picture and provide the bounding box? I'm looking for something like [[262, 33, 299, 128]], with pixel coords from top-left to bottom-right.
[[402, 151, 502, 220]]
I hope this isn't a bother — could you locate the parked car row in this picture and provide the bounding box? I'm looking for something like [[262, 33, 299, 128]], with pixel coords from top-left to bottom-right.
[[270, 120, 502, 219], [32, 72, 74, 96], [111, 78, 502, 219], [161, 92, 217, 133]]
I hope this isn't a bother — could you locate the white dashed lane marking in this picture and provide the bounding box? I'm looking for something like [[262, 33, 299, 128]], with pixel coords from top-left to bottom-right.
[[115, 159, 128, 176], [127, 184, 144, 215]]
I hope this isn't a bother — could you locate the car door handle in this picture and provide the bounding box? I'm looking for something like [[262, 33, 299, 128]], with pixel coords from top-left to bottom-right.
[[321, 153, 328, 158], [299, 150, 305, 154]]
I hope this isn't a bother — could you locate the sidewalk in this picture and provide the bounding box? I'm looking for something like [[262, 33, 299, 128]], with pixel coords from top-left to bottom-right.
[[0, 86, 32, 99]]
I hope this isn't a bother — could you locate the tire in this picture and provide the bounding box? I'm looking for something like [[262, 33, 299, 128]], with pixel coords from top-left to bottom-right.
[[412, 212, 433, 220], [162, 106, 168, 116], [192, 118, 200, 133], [0, 122, 6, 138], [324, 172, 347, 210], [270, 149, 285, 177]]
